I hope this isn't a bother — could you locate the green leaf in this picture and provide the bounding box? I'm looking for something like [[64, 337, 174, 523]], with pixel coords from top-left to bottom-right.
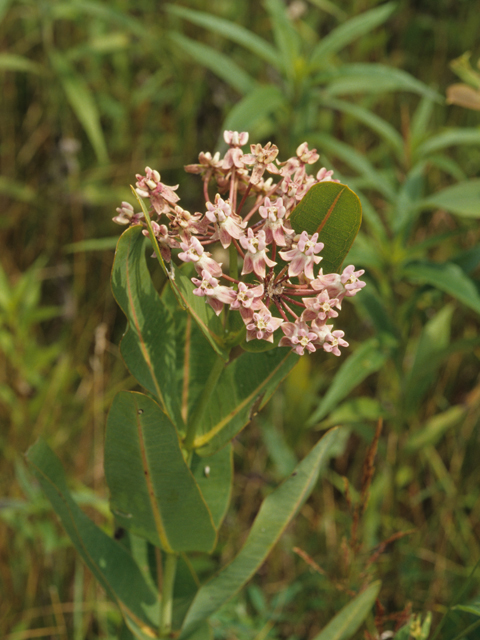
[[321, 97, 404, 158], [172, 263, 231, 361], [311, 581, 381, 640], [65, 236, 119, 253], [179, 428, 344, 638], [323, 63, 442, 102], [406, 405, 467, 451], [417, 179, 480, 218], [221, 85, 286, 141], [307, 338, 388, 426], [402, 305, 453, 415], [49, 51, 108, 163], [310, 3, 395, 66], [402, 261, 480, 314], [169, 32, 255, 95], [310, 133, 396, 201], [263, 0, 300, 80], [0, 53, 45, 74], [111, 226, 182, 428], [190, 445, 232, 529], [290, 181, 362, 274], [194, 349, 299, 456], [105, 391, 217, 553], [165, 5, 279, 68], [416, 128, 480, 157], [453, 602, 480, 617], [26, 439, 158, 632]]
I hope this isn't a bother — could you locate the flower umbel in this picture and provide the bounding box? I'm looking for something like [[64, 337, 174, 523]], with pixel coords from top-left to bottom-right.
[[114, 131, 365, 356]]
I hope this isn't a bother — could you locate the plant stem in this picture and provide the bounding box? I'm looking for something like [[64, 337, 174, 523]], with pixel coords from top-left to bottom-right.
[[183, 352, 226, 451], [160, 552, 177, 637]]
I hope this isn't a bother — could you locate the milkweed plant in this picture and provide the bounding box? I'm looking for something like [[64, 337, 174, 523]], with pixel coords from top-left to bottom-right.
[[27, 131, 376, 640]]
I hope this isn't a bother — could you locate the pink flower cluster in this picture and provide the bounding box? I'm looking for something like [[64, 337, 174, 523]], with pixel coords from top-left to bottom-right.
[[114, 131, 365, 356]]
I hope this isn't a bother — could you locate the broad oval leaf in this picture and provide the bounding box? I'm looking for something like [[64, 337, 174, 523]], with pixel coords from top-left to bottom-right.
[[194, 349, 299, 456], [190, 445, 233, 529], [105, 391, 217, 554], [26, 439, 157, 633], [311, 581, 381, 640], [111, 226, 183, 428], [179, 427, 344, 639], [290, 181, 362, 274]]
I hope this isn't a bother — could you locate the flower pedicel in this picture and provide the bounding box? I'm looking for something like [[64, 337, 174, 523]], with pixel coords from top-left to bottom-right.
[[114, 131, 365, 356]]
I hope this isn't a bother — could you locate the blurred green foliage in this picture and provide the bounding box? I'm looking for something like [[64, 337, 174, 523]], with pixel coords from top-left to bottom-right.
[[1, 0, 480, 638]]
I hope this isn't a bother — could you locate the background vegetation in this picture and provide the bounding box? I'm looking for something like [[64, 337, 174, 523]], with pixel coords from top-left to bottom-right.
[[1, 0, 480, 638]]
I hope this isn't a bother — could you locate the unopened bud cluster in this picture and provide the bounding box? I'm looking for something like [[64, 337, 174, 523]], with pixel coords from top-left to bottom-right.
[[114, 131, 365, 356]]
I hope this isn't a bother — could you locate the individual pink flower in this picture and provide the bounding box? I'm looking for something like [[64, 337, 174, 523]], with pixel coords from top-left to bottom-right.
[[312, 266, 365, 304], [184, 151, 222, 176], [230, 282, 264, 311], [178, 236, 223, 277], [310, 320, 349, 356], [296, 142, 319, 165], [205, 195, 244, 248], [245, 305, 284, 342], [241, 142, 279, 184], [258, 197, 293, 246], [135, 167, 180, 215], [224, 131, 249, 146], [316, 167, 337, 183], [113, 201, 144, 226], [191, 269, 236, 316], [302, 290, 340, 322], [279, 320, 319, 355], [168, 205, 207, 237], [240, 229, 276, 279], [279, 231, 324, 279]]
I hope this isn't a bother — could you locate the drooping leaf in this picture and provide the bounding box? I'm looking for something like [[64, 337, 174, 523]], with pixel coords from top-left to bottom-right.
[[290, 181, 362, 274], [310, 2, 395, 66], [179, 428, 344, 638], [311, 581, 381, 640], [169, 32, 255, 95], [453, 602, 480, 617], [165, 5, 279, 68], [193, 349, 299, 456], [307, 338, 388, 426], [323, 63, 442, 102], [49, 51, 108, 163], [402, 261, 480, 314], [111, 226, 182, 428], [417, 179, 480, 218], [264, 0, 300, 81], [416, 128, 480, 157], [0, 53, 45, 74], [26, 439, 157, 633], [190, 444, 233, 529], [105, 391, 217, 553], [406, 405, 467, 451]]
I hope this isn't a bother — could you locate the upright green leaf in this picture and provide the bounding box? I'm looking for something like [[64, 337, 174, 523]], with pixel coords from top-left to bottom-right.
[[111, 226, 182, 428], [169, 32, 255, 95], [311, 581, 381, 640], [403, 305, 453, 415], [193, 349, 299, 456], [307, 338, 388, 426], [179, 428, 343, 638], [290, 181, 362, 274], [49, 51, 108, 163], [105, 391, 217, 553], [165, 5, 279, 68], [417, 179, 480, 218], [26, 439, 157, 633], [402, 261, 480, 314], [311, 3, 395, 66], [221, 85, 286, 142], [190, 445, 233, 529], [264, 0, 300, 80]]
